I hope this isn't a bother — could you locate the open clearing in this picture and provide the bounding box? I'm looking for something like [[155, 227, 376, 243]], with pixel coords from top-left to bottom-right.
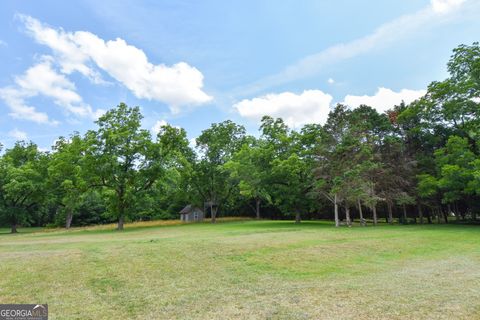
[[0, 220, 479, 319]]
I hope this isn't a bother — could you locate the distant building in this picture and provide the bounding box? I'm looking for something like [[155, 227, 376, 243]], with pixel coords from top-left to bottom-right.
[[179, 205, 204, 222]]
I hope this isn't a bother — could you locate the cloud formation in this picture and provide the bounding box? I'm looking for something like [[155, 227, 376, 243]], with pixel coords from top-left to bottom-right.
[[237, 0, 468, 95], [235, 87, 425, 127], [0, 58, 101, 124], [343, 87, 426, 113], [8, 128, 28, 141], [20, 15, 212, 112], [234, 90, 333, 127], [430, 0, 466, 14]]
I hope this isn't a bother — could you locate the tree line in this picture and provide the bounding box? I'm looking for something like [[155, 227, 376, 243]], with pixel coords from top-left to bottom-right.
[[0, 43, 479, 232]]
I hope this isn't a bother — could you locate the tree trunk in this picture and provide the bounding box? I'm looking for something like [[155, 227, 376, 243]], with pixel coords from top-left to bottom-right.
[[66, 211, 73, 229], [446, 204, 453, 222], [334, 194, 339, 227], [345, 207, 351, 227], [443, 210, 449, 224], [211, 205, 217, 223], [402, 204, 407, 224], [436, 208, 441, 224], [255, 198, 261, 219], [358, 199, 365, 226], [427, 212, 432, 224], [387, 201, 393, 224], [454, 202, 463, 220], [372, 205, 378, 226], [418, 203, 424, 224], [117, 189, 126, 231], [295, 212, 301, 224], [117, 215, 125, 230], [11, 223, 18, 234]]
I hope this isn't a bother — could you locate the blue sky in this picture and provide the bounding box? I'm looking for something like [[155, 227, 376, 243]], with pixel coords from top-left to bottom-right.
[[0, 0, 479, 150]]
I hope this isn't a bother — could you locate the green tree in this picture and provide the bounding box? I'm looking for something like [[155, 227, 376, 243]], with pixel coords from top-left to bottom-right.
[[143, 124, 196, 219], [83, 103, 163, 230], [0, 142, 47, 233], [193, 120, 246, 223], [271, 153, 312, 223], [225, 139, 271, 219], [48, 133, 86, 228], [435, 136, 477, 221]]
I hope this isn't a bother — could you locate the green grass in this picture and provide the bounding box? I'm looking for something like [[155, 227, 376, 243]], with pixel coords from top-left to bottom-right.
[[0, 220, 479, 319]]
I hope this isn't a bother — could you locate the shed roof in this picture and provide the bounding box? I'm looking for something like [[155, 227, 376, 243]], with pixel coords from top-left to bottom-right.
[[179, 205, 203, 214]]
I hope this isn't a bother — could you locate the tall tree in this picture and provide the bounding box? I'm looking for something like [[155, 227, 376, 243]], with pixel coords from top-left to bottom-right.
[[0, 142, 47, 233], [314, 105, 352, 226], [271, 153, 312, 223], [225, 139, 272, 219], [48, 133, 86, 228], [83, 103, 162, 230], [193, 120, 246, 223]]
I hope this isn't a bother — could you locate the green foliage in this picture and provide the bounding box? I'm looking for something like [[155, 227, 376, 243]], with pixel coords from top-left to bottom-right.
[[0, 142, 47, 232], [190, 120, 246, 221], [225, 140, 272, 217], [48, 133, 86, 227], [83, 103, 165, 229], [1, 42, 479, 229]]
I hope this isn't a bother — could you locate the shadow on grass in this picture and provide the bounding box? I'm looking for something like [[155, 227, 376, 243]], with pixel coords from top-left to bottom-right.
[[0, 227, 45, 236]]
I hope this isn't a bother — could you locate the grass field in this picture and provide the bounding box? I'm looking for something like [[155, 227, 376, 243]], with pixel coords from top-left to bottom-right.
[[0, 220, 479, 319]]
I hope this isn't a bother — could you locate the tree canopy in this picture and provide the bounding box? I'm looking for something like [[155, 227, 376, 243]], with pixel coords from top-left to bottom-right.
[[1, 43, 479, 232]]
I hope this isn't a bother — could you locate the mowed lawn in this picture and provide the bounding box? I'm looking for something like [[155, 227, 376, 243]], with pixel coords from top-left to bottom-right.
[[0, 220, 479, 319]]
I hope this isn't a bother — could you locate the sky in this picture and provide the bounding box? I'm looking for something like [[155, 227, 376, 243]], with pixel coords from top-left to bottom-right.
[[0, 0, 479, 150]]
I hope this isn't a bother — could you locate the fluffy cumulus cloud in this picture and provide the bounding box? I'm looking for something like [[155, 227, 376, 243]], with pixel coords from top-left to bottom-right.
[[234, 87, 426, 126], [343, 87, 426, 113], [8, 128, 28, 141], [20, 15, 212, 113], [0, 58, 101, 124], [0, 86, 51, 124], [430, 0, 466, 14], [234, 90, 333, 127], [20, 15, 102, 83]]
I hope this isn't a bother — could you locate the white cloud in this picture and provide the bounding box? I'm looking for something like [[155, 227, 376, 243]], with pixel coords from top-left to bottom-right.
[[8, 128, 28, 141], [19, 15, 103, 84], [0, 40, 7, 47], [343, 87, 426, 113], [431, 0, 466, 14], [0, 58, 101, 124], [234, 90, 333, 127], [20, 15, 212, 112], [236, 0, 468, 95], [327, 78, 335, 84], [0, 86, 52, 124], [235, 87, 426, 125]]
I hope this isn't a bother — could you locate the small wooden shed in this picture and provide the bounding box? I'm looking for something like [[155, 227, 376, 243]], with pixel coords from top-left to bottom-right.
[[179, 205, 204, 222]]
